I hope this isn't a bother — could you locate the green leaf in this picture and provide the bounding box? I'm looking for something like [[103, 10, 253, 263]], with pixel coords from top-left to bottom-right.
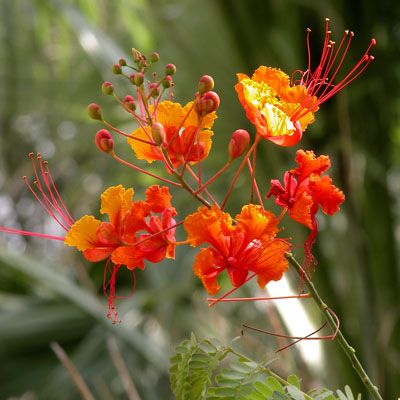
[[287, 374, 301, 389], [265, 376, 285, 393]]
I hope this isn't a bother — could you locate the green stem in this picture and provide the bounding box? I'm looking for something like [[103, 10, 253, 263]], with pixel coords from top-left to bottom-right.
[[285, 253, 383, 400]]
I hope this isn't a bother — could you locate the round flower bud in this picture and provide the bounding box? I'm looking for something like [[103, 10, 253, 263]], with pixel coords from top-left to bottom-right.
[[195, 91, 220, 115], [151, 123, 166, 146], [228, 129, 250, 161], [198, 75, 214, 94], [124, 95, 136, 112], [132, 48, 141, 63], [101, 81, 114, 95], [87, 103, 102, 120], [112, 64, 122, 74], [148, 82, 160, 98], [95, 129, 114, 153], [165, 63, 176, 76], [131, 72, 144, 86], [118, 58, 127, 66], [150, 52, 160, 63], [161, 75, 173, 89]]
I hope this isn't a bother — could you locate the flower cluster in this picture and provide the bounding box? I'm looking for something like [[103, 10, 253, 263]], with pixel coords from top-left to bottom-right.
[[0, 21, 375, 321]]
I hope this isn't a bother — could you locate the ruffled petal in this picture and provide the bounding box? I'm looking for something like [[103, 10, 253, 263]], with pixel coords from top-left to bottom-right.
[[100, 185, 134, 225], [252, 239, 290, 287], [64, 215, 101, 251], [128, 127, 161, 163], [145, 185, 175, 214], [235, 204, 278, 242], [184, 206, 233, 246], [309, 175, 345, 215], [111, 246, 145, 270], [289, 189, 314, 229], [83, 247, 114, 262], [193, 247, 221, 295], [291, 150, 331, 183]]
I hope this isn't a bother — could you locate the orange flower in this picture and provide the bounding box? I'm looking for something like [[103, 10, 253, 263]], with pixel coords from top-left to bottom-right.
[[128, 100, 217, 168], [236, 19, 375, 146], [65, 184, 177, 321], [267, 149, 345, 266], [184, 205, 290, 295]]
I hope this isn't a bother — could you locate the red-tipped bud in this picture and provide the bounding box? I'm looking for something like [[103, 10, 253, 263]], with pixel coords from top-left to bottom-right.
[[148, 82, 160, 98], [198, 75, 214, 94], [131, 72, 144, 86], [87, 103, 103, 120], [101, 81, 114, 95], [196, 91, 220, 115], [151, 123, 166, 146], [150, 52, 160, 63], [118, 58, 127, 66], [124, 95, 136, 112], [95, 129, 114, 153], [228, 129, 250, 161], [165, 63, 176, 76], [161, 75, 173, 89], [112, 64, 122, 74]]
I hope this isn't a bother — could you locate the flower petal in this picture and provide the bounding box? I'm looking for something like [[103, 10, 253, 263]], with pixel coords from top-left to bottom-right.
[[64, 215, 101, 251], [100, 185, 134, 225], [291, 149, 331, 183], [111, 246, 145, 270], [145, 185, 175, 214], [309, 175, 345, 215], [193, 247, 221, 295]]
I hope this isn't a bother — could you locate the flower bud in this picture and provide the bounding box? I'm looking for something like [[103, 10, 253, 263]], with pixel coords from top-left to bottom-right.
[[195, 91, 220, 115], [123, 95, 136, 112], [132, 48, 141, 63], [87, 103, 102, 120], [165, 63, 176, 76], [228, 129, 250, 161], [118, 58, 127, 66], [101, 81, 114, 95], [112, 64, 122, 74], [131, 72, 144, 86], [148, 82, 160, 98], [151, 123, 166, 146], [95, 129, 114, 153], [150, 52, 160, 63], [198, 75, 214, 94], [161, 75, 173, 89]]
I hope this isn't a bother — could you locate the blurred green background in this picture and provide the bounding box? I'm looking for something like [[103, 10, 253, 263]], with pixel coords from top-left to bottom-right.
[[0, 0, 399, 399]]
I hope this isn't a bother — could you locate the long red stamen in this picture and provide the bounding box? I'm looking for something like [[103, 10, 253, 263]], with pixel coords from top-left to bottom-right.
[[207, 293, 311, 303], [0, 226, 65, 241], [246, 159, 264, 209]]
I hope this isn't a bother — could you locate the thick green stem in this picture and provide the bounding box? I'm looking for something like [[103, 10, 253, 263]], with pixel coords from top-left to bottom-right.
[[285, 253, 383, 400]]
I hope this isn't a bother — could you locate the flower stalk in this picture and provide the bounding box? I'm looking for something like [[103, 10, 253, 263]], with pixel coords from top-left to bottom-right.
[[285, 252, 383, 400]]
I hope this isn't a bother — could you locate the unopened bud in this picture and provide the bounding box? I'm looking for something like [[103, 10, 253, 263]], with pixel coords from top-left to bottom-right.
[[112, 64, 122, 74], [87, 103, 102, 120], [151, 123, 166, 146], [161, 75, 173, 89], [198, 75, 214, 94], [148, 82, 160, 98], [196, 91, 220, 115], [132, 48, 141, 63], [101, 81, 114, 95], [124, 95, 136, 111], [95, 129, 114, 153], [228, 129, 250, 161], [131, 72, 144, 86], [165, 63, 176, 76], [118, 58, 127, 66], [150, 52, 160, 63]]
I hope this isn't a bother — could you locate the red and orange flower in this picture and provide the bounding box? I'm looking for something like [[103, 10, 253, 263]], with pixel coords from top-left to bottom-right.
[[236, 19, 375, 146], [65, 184, 177, 321], [267, 149, 345, 266], [128, 100, 217, 169], [184, 204, 290, 295]]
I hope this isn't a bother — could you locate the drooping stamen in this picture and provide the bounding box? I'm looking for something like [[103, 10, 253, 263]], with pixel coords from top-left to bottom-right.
[[104, 261, 122, 324], [207, 293, 311, 303], [246, 158, 264, 209]]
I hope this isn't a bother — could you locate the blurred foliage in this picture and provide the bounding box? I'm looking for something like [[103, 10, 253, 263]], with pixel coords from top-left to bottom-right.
[[0, 0, 399, 399]]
